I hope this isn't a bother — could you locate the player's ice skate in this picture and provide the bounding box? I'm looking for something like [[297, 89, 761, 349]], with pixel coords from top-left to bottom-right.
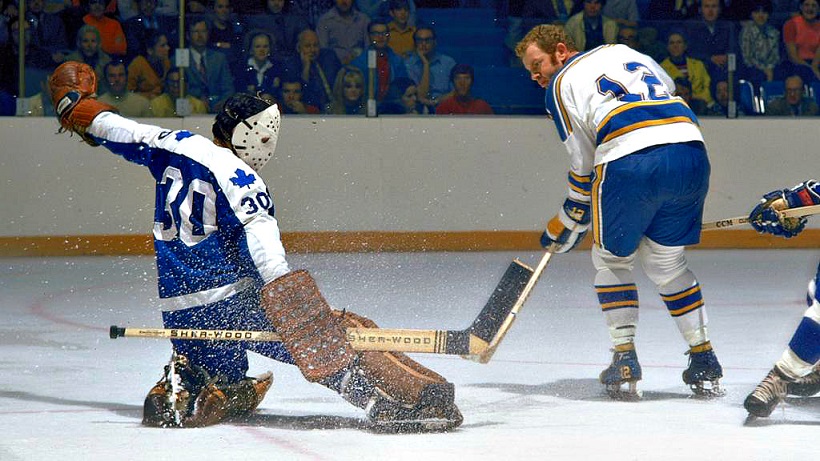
[[744, 366, 791, 418], [682, 341, 724, 397], [787, 366, 820, 397], [599, 343, 642, 400]]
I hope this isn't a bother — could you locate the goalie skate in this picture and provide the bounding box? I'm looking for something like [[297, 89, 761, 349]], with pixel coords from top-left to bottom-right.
[[682, 342, 725, 398], [599, 344, 642, 401], [366, 383, 463, 433]]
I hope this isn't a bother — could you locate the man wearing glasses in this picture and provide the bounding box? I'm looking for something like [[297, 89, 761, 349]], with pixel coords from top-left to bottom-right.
[[403, 26, 455, 110], [352, 19, 408, 102]]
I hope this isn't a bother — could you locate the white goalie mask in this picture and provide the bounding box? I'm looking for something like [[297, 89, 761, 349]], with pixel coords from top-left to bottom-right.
[[230, 104, 281, 171]]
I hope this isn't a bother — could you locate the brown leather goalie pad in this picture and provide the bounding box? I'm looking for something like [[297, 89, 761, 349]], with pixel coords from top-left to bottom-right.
[[261, 270, 358, 382], [334, 310, 450, 406]]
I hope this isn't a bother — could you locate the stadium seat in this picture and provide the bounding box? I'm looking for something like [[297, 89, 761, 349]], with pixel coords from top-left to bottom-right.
[[759, 80, 784, 112], [737, 80, 760, 115], [471, 65, 546, 114], [437, 45, 507, 66]]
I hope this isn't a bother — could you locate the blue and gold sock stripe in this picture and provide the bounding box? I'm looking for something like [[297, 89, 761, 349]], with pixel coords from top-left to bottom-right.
[[662, 284, 704, 317], [596, 283, 639, 311], [568, 171, 592, 197]]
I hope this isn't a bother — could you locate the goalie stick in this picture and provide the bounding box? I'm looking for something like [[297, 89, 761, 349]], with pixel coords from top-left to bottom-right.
[[701, 204, 820, 230], [109, 259, 535, 360], [111, 251, 552, 362]]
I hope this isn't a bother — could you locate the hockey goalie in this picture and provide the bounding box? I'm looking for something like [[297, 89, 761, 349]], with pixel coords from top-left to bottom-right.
[[48, 61, 462, 432]]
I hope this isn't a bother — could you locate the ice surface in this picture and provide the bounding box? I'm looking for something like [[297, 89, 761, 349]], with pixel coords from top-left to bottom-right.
[[1, 250, 817, 460]]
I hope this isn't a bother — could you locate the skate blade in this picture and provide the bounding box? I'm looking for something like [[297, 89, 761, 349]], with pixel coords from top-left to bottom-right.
[[605, 381, 642, 401], [369, 417, 459, 434], [689, 378, 726, 398]]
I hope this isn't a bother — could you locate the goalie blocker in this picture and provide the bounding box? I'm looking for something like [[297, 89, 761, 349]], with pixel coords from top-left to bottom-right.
[[261, 270, 463, 432]]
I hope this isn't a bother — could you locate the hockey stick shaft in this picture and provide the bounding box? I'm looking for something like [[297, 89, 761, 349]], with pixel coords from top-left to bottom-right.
[[109, 325, 489, 356], [702, 204, 820, 230]]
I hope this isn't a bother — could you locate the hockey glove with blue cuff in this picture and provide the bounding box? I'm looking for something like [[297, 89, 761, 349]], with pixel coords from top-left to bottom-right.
[[541, 197, 590, 253], [749, 180, 819, 238]]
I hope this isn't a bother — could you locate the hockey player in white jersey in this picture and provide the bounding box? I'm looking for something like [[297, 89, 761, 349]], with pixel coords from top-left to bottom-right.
[[47, 61, 462, 432], [515, 25, 723, 398], [744, 181, 820, 417]]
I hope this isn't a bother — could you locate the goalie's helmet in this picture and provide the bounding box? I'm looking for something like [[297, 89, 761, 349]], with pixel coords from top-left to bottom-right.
[[213, 93, 281, 171]]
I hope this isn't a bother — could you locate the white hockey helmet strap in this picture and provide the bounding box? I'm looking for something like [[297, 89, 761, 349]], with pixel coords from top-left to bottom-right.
[[230, 103, 281, 171]]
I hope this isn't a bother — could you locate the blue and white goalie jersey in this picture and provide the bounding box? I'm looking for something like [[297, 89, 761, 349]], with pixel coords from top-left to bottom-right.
[[545, 44, 704, 201], [87, 113, 290, 308]]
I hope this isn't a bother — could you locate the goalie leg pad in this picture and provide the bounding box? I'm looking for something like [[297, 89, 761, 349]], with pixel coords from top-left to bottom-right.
[[261, 270, 357, 382], [334, 310, 450, 406]]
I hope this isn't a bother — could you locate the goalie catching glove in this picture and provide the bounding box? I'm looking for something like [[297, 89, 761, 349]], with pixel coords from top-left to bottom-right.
[[49, 61, 116, 145], [749, 180, 819, 238], [541, 197, 590, 253]]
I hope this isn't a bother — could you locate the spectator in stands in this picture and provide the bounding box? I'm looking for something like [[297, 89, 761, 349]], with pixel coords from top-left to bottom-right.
[[739, 0, 781, 88], [281, 28, 340, 112], [782, 0, 819, 84], [404, 25, 455, 109], [686, 0, 735, 82], [0, 17, 56, 98], [123, 0, 176, 61], [279, 76, 321, 113], [387, 0, 415, 58], [674, 76, 709, 115], [564, 0, 619, 51], [435, 63, 494, 115], [118, 0, 177, 20], [82, 0, 127, 56], [246, 0, 310, 60], [352, 19, 408, 102], [505, 0, 573, 65], [328, 65, 366, 114], [17, 78, 56, 116], [603, 0, 639, 28], [316, 0, 370, 64], [65, 24, 111, 91], [127, 29, 170, 100], [617, 26, 666, 63], [705, 79, 732, 116], [237, 30, 284, 98], [292, 0, 334, 28], [98, 60, 154, 116], [208, 0, 246, 76], [377, 76, 425, 113], [645, 0, 699, 21], [184, 18, 236, 112], [661, 31, 716, 109], [766, 74, 819, 114], [26, 0, 68, 64], [150, 67, 209, 116], [356, 0, 414, 24]]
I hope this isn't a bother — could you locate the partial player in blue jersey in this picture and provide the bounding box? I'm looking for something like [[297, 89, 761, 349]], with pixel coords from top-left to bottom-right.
[[744, 181, 820, 417], [515, 25, 723, 399], [47, 61, 462, 432]]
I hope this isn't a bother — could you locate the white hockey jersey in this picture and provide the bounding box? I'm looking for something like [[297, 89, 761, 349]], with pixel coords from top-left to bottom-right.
[[545, 44, 704, 201], [87, 113, 290, 309]]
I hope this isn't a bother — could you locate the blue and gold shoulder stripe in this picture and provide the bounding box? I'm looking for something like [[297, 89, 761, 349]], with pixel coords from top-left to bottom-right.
[[596, 99, 699, 146], [545, 46, 611, 142]]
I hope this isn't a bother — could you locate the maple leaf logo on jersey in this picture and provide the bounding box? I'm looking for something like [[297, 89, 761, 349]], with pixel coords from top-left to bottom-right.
[[230, 169, 256, 189]]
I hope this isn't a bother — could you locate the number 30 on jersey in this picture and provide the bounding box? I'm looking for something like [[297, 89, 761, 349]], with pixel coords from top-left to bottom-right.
[[152, 166, 272, 246]]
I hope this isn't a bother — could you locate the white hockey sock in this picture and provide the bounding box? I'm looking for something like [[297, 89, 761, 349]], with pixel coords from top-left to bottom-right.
[[658, 269, 708, 347], [595, 268, 638, 347]]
